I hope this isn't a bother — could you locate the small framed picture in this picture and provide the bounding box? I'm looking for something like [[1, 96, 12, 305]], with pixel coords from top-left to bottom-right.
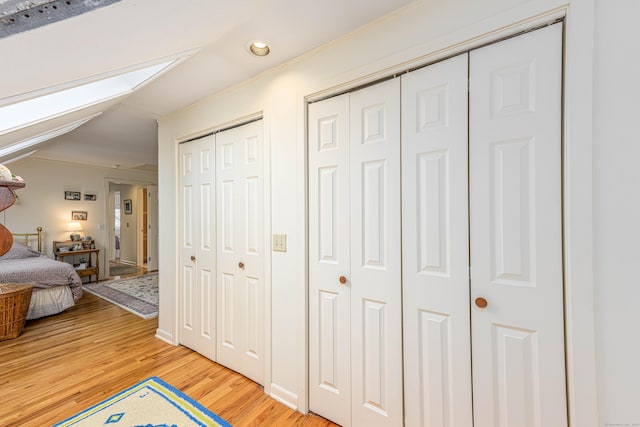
[[84, 193, 97, 201], [71, 211, 88, 221], [64, 191, 81, 201], [124, 199, 132, 214]]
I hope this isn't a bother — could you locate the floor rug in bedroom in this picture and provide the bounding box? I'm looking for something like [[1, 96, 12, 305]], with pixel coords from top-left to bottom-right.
[[83, 273, 158, 319], [52, 376, 231, 427]]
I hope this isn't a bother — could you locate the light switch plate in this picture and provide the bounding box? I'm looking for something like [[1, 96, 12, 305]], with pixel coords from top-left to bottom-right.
[[273, 234, 287, 252]]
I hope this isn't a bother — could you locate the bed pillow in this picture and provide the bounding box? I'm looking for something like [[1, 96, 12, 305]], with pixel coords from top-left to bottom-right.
[[0, 240, 41, 260]]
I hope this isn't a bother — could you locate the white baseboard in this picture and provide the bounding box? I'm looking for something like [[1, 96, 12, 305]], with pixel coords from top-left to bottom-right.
[[155, 328, 174, 345], [270, 383, 298, 411]]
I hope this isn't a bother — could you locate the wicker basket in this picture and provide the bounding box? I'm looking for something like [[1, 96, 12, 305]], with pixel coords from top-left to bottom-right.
[[0, 283, 34, 341]]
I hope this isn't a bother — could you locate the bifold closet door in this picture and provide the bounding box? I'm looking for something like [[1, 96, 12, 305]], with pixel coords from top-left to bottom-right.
[[178, 135, 216, 361], [309, 93, 351, 427], [350, 78, 403, 427], [309, 78, 403, 427], [469, 23, 566, 426], [401, 53, 473, 426], [216, 120, 265, 386]]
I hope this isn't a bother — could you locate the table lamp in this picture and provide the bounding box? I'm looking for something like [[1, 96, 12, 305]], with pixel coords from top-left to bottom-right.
[[68, 222, 83, 241]]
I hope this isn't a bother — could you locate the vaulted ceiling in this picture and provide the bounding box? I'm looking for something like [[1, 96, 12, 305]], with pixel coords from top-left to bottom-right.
[[0, 0, 415, 170]]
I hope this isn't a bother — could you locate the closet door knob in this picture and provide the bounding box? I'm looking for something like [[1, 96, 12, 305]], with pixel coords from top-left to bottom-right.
[[238, 262, 245, 269], [475, 297, 488, 309], [339, 276, 347, 285], [190, 255, 196, 262]]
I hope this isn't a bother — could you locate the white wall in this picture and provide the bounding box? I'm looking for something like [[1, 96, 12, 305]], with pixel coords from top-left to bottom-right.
[[158, 0, 602, 420], [593, 1, 640, 424], [4, 157, 156, 279]]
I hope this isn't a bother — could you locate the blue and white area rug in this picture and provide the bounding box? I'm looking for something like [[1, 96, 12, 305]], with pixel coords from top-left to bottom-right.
[[53, 376, 231, 427], [83, 273, 158, 319]]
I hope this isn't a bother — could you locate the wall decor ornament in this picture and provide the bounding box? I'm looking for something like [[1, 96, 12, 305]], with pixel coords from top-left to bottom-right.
[[71, 211, 88, 221], [124, 199, 132, 214], [64, 191, 81, 200]]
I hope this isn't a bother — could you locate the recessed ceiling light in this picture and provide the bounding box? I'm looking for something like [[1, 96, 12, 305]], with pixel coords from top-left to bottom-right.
[[248, 41, 270, 57]]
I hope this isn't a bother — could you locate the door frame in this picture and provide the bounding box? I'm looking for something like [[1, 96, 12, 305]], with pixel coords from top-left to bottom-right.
[[301, 5, 597, 426], [104, 177, 157, 277], [173, 112, 273, 395]]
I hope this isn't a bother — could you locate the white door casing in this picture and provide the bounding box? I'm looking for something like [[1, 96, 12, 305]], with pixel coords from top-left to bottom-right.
[[469, 23, 566, 427], [147, 184, 159, 271], [178, 135, 216, 360], [401, 53, 473, 427], [308, 94, 352, 427], [216, 120, 265, 385]]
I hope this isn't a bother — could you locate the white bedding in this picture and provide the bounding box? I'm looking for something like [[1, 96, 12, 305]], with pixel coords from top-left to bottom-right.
[[27, 286, 75, 320]]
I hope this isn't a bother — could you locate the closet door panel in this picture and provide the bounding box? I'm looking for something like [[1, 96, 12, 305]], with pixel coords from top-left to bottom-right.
[[470, 23, 566, 427], [309, 94, 352, 427], [401, 53, 472, 427], [216, 121, 265, 385], [179, 145, 197, 346], [178, 135, 216, 360], [350, 78, 403, 426]]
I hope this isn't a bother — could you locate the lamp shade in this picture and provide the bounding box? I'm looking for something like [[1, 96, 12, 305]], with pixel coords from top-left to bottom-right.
[[67, 222, 83, 232]]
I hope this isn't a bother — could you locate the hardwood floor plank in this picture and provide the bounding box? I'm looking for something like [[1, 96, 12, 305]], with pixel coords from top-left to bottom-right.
[[0, 293, 336, 426]]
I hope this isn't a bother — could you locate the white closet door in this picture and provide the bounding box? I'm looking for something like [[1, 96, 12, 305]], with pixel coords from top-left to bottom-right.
[[178, 135, 216, 360], [309, 94, 352, 426], [470, 23, 566, 427], [350, 78, 403, 426], [216, 120, 265, 385], [401, 53, 472, 426]]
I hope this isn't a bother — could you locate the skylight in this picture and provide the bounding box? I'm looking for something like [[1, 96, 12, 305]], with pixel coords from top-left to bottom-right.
[[0, 112, 101, 159], [0, 58, 177, 135]]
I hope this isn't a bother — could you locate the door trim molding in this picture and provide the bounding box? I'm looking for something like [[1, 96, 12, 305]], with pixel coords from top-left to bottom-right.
[[301, 4, 598, 425], [103, 177, 156, 279], [562, 2, 598, 426]]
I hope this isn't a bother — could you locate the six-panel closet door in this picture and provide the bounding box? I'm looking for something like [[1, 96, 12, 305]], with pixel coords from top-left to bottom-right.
[[311, 23, 565, 427], [178, 135, 216, 361], [401, 53, 473, 426], [308, 93, 351, 426], [308, 78, 403, 426], [215, 120, 265, 386], [469, 23, 566, 426]]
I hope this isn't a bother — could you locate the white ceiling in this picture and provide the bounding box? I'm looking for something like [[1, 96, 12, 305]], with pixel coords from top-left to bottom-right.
[[0, 0, 415, 170]]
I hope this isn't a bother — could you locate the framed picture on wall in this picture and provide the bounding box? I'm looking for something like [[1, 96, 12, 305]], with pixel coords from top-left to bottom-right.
[[84, 193, 97, 201], [124, 199, 132, 214], [71, 211, 88, 221], [64, 191, 81, 200]]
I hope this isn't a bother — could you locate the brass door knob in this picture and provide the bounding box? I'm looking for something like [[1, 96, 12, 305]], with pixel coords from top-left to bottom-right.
[[475, 297, 488, 308], [238, 262, 245, 269], [190, 255, 196, 262], [339, 276, 347, 285]]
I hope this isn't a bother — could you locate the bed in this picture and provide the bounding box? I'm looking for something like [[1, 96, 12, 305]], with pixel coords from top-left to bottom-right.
[[0, 227, 82, 320]]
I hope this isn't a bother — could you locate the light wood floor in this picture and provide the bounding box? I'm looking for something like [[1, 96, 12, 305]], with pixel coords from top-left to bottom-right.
[[0, 292, 336, 427], [108, 260, 148, 280]]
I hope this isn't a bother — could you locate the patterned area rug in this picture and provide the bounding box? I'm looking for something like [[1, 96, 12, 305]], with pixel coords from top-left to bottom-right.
[[52, 376, 231, 427], [83, 273, 158, 319]]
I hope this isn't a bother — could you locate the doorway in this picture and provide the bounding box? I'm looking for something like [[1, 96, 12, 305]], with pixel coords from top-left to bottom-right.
[[107, 179, 158, 278]]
